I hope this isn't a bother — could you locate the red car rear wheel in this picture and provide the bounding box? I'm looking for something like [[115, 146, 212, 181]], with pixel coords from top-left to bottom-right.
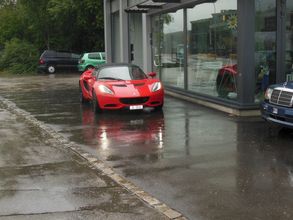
[[79, 83, 88, 104]]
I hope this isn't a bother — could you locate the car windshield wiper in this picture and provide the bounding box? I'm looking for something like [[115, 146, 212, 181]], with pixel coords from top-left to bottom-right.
[[98, 77, 124, 81]]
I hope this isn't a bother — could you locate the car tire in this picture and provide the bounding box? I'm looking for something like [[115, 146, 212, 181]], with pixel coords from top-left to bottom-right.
[[47, 65, 56, 74], [79, 84, 88, 104], [154, 103, 163, 111], [92, 91, 102, 113]]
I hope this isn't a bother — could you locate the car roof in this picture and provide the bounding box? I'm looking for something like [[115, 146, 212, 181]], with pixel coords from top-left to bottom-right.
[[42, 50, 79, 55], [84, 52, 104, 55], [97, 63, 141, 69]]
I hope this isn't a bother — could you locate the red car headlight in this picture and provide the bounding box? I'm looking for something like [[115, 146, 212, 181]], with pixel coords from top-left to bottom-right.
[[151, 82, 162, 92], [98, 85, 114, 95]]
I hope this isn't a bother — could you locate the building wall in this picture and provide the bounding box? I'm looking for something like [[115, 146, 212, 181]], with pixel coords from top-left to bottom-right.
[[111, 11, 121, 62], [104, 0, 293, 110], [104, 0, 129, 63]]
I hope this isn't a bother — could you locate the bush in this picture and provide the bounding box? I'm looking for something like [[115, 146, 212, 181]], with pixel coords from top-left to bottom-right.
[[0, 38, 39, 74]]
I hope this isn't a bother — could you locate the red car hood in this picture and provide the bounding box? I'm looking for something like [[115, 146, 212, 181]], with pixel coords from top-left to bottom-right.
[[97, 79, 159, 97]]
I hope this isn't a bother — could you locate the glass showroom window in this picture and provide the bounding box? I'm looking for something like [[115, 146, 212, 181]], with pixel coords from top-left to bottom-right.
[[255, 0, 276, 102], [152, 10, 184, 89], [187, 0, 237, 100]]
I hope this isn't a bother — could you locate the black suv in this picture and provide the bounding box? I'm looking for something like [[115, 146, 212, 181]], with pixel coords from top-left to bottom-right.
[[38, 50, 80, 73]]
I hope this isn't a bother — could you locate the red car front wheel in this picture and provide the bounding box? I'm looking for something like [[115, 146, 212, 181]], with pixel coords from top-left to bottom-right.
[[92, 92, 102, 113], [154, 103, 164, 111]]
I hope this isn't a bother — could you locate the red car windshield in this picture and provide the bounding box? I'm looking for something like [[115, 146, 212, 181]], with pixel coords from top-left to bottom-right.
[[98, 66, 147, 81]]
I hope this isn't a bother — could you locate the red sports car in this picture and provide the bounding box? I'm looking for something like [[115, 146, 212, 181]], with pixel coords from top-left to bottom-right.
[[79, 63, 164, 113]]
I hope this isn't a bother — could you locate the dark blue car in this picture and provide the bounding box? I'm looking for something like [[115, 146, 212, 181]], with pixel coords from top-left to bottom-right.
[[261, 81, 293, 129]]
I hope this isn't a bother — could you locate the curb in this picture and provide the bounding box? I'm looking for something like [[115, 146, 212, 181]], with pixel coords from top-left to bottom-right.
[[0, 96, 188, 220]]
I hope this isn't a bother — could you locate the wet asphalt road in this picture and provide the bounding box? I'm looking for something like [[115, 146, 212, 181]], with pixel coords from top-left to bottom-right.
[[1, 73, 293, 220]]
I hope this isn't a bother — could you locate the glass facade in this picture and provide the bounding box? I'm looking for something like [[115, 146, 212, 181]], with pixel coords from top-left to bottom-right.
[[152, 2, 238, 97], [255, 0, 276, 102], [150, 0, 293, 107], [129, 13, 143, 68], [152, 10, 184, 89], [187, 0, 237, 99]]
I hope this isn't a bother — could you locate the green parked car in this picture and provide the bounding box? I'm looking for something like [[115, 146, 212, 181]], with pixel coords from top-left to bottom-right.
[[78, 52, 106, 72]]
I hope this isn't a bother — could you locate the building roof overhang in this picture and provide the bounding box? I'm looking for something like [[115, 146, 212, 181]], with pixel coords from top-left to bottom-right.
[[125, 0, 216, 14], [125, 6, 149, 13], [152, 0, 181, 2], [125, 0, 181, 13], [137, 0, 165, 9]]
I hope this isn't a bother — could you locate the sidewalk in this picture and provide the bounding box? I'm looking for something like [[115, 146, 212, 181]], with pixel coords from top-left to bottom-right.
[[0, 104, 168, 220]]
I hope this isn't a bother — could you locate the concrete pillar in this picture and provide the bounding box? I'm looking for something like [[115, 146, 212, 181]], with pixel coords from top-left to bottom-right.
[[119, 0, 129, 62], [104, 0, 112, 63], [237, 0, 255, 105], [142, 14, 152, 73]]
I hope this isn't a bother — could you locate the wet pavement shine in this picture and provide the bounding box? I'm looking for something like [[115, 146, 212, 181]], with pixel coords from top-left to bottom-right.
[[0, 102, 168, 219], [1, 73, 293, 220]]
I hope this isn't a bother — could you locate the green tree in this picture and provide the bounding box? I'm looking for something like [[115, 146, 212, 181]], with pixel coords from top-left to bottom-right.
[[0, 3, 23, 49], [47, 0, 104, 52], [0, 0, 104, 52], [19, 0, 56, 50], [0, 0, 105, 74], [0, 38, 39, 74]]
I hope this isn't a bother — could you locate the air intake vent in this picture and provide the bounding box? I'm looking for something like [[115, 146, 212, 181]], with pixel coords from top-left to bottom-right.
[[113, 84, 127, 87], [134, 83, 145, 87], [120, 97, 149, 104], [270, 89, 293, 107]]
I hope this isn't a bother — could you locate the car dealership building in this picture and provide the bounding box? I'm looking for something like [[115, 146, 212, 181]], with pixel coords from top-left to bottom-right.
[[103, 0, 293, 115]]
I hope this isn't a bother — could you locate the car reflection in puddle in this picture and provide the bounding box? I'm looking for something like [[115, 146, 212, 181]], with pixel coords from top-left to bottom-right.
[[80, 105, 165, 158]]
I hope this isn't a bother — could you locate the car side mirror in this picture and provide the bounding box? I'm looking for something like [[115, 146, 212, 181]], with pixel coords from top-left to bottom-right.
[[148, 72, 156, 78]]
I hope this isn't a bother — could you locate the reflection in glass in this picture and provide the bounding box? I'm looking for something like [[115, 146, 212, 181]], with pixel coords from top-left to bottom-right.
[[255, 0, 276, 102], [152, 10, 184, 88], [187, 0, 237, 99]]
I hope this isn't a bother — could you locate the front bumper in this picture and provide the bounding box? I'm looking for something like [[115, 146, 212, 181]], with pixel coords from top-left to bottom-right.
[[260, 102, 293, 128], [97, 91, 164, 110]]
